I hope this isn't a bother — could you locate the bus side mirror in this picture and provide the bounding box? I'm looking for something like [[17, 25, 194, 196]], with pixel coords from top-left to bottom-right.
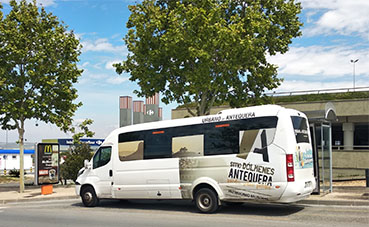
[[84, 159, 91, 169]]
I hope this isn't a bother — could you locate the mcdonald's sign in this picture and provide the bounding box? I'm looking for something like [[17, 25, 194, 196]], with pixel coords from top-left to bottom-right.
[[44, 145, 52, 154], [35, 143, 60, 185]]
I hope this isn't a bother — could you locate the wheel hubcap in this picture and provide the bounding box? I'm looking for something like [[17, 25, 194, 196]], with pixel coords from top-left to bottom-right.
[[84, 192, 93, 203], [199, 194, 211, 210]]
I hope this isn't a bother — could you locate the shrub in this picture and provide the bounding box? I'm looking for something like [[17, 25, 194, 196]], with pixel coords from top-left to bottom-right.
[[60, 143, 93, 183], [9, 169, 20, 177]]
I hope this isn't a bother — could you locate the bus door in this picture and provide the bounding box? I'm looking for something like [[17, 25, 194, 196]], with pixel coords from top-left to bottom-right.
[[91, 146, 113, 198], [112, 139, 181, 199]]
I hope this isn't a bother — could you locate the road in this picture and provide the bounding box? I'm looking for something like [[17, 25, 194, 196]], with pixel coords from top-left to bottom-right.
[[0, 199, 368, 227]]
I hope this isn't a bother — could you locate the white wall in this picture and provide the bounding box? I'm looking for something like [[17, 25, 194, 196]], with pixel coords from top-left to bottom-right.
[[0, 154, 34, 172]]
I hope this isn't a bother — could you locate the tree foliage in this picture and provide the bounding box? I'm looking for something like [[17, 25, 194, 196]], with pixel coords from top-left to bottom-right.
[[60, 119, 95, 183], [60, 143, 93, 183], [71, 119, 95, 144], [115, 0, 302, 116], [0, 0, 83, 190], [0, 0, 83, 132]]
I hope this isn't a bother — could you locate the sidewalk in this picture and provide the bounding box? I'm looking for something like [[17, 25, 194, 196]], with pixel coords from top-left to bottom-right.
[[0, 185, 78, 204], [297, 186, 369, 206], [1, 183, 368, 206]]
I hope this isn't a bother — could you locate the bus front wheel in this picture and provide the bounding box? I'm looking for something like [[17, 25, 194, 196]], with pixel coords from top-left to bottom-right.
[[195, 188, 219, 213], [81, 186, 99, 207]]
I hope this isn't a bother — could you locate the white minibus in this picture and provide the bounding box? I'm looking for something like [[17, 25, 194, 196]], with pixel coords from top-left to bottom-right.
[[76, 105, 315, 213]]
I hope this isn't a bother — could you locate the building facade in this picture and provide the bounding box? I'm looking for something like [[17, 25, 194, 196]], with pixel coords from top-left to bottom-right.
[[119, 93, 162, 127], [0, 149, 34, 173]]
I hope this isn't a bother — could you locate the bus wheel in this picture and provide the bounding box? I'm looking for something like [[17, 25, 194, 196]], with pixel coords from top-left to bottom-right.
[[195, 188, 219, 213], [81, 186, 99, 207]]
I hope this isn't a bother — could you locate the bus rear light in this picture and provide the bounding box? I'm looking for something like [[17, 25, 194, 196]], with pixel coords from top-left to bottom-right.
[[286, 154, 295, 182]]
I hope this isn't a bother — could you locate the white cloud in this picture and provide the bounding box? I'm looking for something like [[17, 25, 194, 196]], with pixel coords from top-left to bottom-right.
[[269, 45, 369, 77], [78, 72, 108, 85], [78, 71, 129, 85], [106, 76, 129, 85], [81, 62, 90, 67], [81, 38, 127, 54], [299, 0, 369, 38], [105, 60, 121, 70]]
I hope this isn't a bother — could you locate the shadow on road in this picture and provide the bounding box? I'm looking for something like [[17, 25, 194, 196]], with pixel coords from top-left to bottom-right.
[[72, 199, 304, 216]]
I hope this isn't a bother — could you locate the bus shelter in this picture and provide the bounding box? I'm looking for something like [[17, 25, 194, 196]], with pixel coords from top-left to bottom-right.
[[304, 102, 337, 194]]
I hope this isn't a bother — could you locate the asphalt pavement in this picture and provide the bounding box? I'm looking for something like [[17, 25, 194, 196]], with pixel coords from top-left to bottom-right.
[[1, 182, 368, 206]]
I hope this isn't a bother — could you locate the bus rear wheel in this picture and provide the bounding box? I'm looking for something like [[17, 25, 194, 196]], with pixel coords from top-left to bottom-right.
[[81, 186, 99, 207], [195, 188, 219, 213]]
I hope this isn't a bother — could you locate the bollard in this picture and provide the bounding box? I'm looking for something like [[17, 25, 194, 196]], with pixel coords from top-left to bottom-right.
[[366, 169, 369, 187]]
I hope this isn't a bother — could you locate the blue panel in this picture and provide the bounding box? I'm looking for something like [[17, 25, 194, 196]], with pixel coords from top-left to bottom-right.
[[0, 149, 35, 154], [57, 138, 104, 146]]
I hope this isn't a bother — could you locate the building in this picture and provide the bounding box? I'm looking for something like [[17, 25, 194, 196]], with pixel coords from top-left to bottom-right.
[[0, 149, 34, 173], [119, 93, 162, 127]]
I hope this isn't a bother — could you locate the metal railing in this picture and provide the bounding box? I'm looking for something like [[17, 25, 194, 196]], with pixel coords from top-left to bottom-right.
[[316, 145, 369, 151], [266, 86, 369, 97], [332, 145, 369, 151]]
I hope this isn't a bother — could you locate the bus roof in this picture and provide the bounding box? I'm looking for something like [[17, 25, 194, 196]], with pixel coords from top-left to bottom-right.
[[109, 105, 290, 138]]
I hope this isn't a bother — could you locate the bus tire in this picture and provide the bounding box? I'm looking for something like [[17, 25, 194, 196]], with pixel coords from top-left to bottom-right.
[[195, 188, 219, 213], [81, 186, 99, 207]]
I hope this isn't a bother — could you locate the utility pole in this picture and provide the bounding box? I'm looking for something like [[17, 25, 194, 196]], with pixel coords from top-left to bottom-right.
[[350, 59, 359, 91]]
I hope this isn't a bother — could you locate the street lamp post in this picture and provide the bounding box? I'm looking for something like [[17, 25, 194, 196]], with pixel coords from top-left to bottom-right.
[[350, 59, 359, 91]]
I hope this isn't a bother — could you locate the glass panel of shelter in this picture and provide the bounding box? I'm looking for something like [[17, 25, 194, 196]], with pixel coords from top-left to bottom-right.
[[311, 122, 333, 193]]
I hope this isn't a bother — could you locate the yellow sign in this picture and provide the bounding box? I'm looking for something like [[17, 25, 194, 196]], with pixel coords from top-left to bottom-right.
[[44, 145, 52, 154]]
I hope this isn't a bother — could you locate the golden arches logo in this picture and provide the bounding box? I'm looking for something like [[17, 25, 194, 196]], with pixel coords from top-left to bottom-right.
[[44, 145, 52, 154]]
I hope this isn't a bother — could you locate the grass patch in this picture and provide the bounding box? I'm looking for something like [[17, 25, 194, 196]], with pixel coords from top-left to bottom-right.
[[272, 91, 369, 103], [0, 175, 20, 184]]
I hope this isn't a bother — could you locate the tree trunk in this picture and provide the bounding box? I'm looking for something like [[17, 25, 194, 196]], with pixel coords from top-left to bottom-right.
[[18, 122, 25, 193]]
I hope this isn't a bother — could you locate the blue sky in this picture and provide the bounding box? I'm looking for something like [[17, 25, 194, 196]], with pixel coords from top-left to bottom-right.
[[1, 0, 369, 143]]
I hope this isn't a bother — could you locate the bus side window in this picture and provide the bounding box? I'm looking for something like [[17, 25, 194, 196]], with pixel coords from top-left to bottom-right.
[[144, 130, 171, 159], [238, 130, 259, 159], [118, 140, 144, 161], [204, 124, 238, 156], [93, 147, 112, 169], [172, 134, 204, 157]]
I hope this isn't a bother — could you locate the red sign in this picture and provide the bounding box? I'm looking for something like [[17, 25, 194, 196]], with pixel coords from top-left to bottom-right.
[[38, 170, 49, 176]]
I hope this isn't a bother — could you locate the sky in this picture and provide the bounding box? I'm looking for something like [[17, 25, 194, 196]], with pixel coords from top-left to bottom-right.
[[1, 0, 369, 143]]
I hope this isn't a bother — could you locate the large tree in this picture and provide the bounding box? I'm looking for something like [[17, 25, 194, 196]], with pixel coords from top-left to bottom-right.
[[0, 0, 83, 192], [115, 0, 302, 116]]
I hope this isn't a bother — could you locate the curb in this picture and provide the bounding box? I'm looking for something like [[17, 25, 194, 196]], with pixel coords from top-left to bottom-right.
[[297, 199, 369, 207], [2, 195, 368, 207], [1, 195, 79, 205]]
